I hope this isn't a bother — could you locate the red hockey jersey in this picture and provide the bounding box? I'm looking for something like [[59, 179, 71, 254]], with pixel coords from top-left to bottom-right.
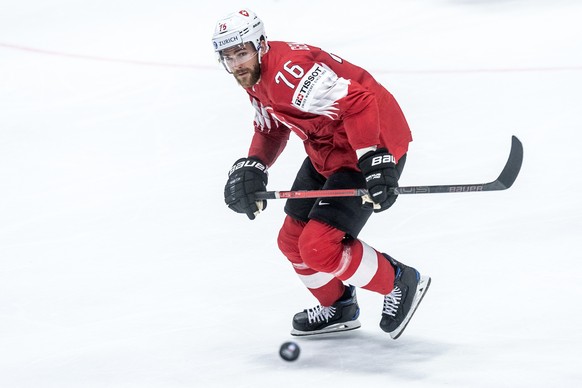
[[246, 41, 412, 178]]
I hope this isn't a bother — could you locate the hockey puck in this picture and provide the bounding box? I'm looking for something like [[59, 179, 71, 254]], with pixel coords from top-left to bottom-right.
[[279, 341, 300, 362]]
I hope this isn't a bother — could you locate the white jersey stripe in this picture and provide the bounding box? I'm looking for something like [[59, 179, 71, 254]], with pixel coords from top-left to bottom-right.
[[344, 241, 378, 287], [297, 271, 335, 289]]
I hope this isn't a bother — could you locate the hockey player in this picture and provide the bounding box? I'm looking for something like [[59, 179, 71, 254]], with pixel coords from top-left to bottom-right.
[[213, 9, 430, 339]]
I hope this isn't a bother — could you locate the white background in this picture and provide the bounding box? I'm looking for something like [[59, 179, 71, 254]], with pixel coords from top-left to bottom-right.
[[1, 1, 581, 387]]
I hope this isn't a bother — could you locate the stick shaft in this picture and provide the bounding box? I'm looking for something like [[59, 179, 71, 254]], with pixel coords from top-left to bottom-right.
[[255, 136, 523, 200]]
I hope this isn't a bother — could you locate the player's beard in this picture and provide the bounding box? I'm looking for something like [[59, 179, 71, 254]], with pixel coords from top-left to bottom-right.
[[233, 62, 261, 88]]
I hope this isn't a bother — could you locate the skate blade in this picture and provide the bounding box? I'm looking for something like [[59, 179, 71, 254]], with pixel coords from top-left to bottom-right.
[[389, 275, 431, 339], [290, 319, 362, 337]]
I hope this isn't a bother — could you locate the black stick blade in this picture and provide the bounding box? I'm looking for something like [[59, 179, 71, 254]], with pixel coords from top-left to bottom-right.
[[487, 135, 523, 190]]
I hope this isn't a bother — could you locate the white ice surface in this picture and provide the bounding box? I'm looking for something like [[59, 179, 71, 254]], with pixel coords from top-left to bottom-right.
[[1, 1, 581, 387]]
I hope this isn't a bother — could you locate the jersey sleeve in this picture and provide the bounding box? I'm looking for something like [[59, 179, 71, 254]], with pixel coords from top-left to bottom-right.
[[247, 95, 291, 167], [331, 73, 382, 151]]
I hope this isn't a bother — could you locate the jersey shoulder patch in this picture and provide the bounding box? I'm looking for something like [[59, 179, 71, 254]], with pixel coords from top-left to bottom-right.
[[291, 63, 350, 119]]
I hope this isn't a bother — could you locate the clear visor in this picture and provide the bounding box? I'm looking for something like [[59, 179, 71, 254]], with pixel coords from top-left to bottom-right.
[[218, 43, 259, 73]]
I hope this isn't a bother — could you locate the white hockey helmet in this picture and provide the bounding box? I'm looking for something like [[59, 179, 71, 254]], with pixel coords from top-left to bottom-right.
[[212, 9, 267, 55]]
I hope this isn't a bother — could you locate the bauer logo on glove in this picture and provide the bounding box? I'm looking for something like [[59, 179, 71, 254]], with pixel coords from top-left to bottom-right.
[[224, 157, 269, 220], [358, 148, 400, 212]]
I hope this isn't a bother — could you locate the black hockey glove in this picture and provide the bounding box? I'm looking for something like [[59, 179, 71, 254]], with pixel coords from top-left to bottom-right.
[[358, 148, 399, 212], [224, 157, 268, 220]]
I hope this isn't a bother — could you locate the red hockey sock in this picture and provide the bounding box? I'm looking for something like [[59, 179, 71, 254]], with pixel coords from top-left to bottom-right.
[[298, 220, 396, 295], [278, 216, 345, 306], [292, 264, 346, 306], [332, 239, 396, 295]]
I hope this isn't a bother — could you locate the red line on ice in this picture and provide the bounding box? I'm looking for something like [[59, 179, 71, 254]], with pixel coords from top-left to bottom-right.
[[1, 42, 581, 74]]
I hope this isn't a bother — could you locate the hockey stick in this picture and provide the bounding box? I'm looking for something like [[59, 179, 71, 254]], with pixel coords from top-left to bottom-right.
[[255, 135, 523, 200]]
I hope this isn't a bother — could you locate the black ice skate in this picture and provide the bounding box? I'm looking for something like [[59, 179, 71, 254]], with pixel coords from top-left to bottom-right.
[[291, 285, 361, 336], [380, 254, 431, 339]]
